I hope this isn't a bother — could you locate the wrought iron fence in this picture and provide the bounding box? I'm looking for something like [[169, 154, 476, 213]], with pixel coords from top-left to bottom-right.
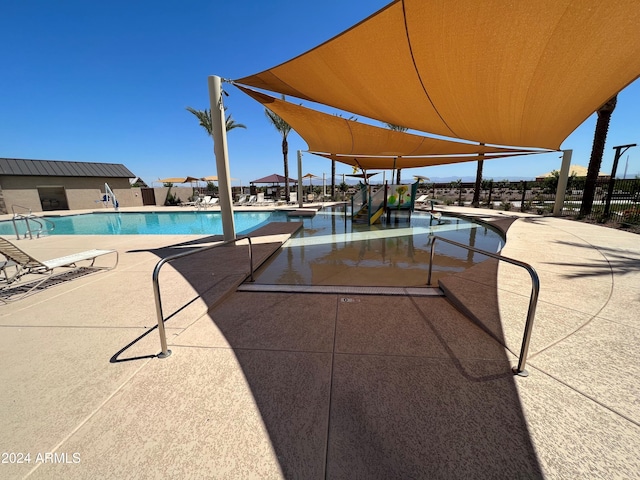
[[422, 178, 640, 225]]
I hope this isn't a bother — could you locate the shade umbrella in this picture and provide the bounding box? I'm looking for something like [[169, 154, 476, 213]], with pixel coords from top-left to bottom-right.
[[157, 176, 202, 184], [413, 175, 430, 183], [302, 173, 319, 193]]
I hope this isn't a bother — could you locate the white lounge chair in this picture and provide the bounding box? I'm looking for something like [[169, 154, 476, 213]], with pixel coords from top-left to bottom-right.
[[288, 192, 298, 204], [0, 237, 118, 302], [415, 194, 429, 203], [234, 194, 248, 205]]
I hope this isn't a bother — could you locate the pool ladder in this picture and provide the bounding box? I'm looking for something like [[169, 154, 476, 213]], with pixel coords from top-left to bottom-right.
[[11, 205, 56, 239]]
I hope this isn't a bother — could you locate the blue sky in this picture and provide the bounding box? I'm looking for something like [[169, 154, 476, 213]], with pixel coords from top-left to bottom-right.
[[2, 0, 639, 187]]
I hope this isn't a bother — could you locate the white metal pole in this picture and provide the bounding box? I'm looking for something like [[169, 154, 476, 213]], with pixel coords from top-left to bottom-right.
[[553, 149, 573, 216], [297, 151, 304, 207], [323, 173, 326, 200], [208, 75, 236, 240]]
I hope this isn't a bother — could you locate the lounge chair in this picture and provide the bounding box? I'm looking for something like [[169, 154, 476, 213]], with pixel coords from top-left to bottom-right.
[[0, 237, 118, 302], [195, 195, 212, 209], [415, 194, 429, 203], [288, 192, 298, 205], [234, 194, 248, 206], [245, 195, 257, 205]]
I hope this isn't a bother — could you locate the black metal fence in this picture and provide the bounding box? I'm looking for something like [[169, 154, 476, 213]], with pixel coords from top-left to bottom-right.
[[424, 178, 640, 225]]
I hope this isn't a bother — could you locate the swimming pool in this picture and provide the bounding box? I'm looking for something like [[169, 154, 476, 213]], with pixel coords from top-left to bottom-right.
[[1, 211, 282, 236], [2, 207, 504, 287], [252, 209, 504, 287]]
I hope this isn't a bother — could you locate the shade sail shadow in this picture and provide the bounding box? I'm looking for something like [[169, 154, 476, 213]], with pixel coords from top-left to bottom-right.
[[193, 287, 542, 478]]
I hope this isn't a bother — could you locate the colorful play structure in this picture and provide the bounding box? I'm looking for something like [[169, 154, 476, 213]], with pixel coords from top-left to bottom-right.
[[351, 181, 419, 225]]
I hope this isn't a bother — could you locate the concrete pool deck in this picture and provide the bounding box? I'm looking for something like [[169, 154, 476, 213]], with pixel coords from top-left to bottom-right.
[[1, 205, 639, 478]]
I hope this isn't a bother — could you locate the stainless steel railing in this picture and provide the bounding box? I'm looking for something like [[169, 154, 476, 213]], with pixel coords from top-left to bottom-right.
[[152, 235, 255, 358], [11, 205, 56, 239], [427, 235, 540, 377]]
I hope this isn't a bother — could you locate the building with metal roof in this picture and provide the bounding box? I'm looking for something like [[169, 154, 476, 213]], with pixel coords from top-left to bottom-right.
[[0, 158, 144, 213]]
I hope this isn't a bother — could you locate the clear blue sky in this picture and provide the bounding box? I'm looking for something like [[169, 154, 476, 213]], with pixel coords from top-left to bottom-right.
[[2, 0, 639, 187]]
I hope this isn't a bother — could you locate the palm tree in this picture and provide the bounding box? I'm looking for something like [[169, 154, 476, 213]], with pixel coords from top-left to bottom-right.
[[265, 96, 292, 202], [580, 95, 617, 217], [185, 106, 246, 135], [472, 144, 485, 207], [385, 123, 408, 183]]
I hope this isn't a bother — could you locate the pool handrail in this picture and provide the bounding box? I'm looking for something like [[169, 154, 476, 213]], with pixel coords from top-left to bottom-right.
[[11, 205, 56, 239], [152, 235, 254, 358], [427, 235, 540, 377]]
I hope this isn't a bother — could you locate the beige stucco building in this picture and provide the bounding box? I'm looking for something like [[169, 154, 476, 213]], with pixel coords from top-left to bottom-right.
[[0, 158, 148, 213]]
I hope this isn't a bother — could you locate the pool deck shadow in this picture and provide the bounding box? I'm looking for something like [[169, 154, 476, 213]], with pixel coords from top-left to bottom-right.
[[1, 206, 639, 478]]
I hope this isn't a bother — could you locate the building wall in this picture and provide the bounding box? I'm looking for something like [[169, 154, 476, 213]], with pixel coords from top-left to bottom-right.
[[0, 175, 198, 213], [0, 176, 140, 213]]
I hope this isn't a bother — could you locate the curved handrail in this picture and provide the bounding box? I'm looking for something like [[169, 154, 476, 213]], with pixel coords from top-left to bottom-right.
[[10, 208, 56, 239], [427, 235, 540, 377], [152, 235, 255, 358]]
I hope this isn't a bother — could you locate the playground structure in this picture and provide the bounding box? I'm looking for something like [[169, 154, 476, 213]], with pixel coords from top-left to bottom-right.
[[352, 181, 419, 225]]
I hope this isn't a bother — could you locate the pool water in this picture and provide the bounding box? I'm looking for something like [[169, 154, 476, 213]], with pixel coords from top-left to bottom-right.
[[253, 208, 503, 287], [2, 207, 504, 287], [1, 211, 282, 236]]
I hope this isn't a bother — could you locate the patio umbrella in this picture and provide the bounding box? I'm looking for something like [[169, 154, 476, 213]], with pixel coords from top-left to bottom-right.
[[302, 173, 319, 192], [413, 175, 431, 183], [157, 176, 202, 184]]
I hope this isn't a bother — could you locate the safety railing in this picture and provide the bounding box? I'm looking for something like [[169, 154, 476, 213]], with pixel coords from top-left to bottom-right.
[[427, 235, 540, 377], [152, 235, 255, 358], [11, 205, 56, 239]]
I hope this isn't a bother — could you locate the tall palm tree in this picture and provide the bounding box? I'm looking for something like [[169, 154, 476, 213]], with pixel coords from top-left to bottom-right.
[[580, 95, 617, 217], [265, 97, 292, 202], [185, 106, 246, 135], [385, 123, 408, 183], [472, 144, 485, 207]]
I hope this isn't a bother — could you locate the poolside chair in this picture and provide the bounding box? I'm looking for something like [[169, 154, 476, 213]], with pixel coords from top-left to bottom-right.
[[415, 194, 429, 204], [288, 192, 298, 205], [0, 237, 118, 302], [245, 195, 257, 205], [234, 194, 248, 205], [195, 195, 212, 209]]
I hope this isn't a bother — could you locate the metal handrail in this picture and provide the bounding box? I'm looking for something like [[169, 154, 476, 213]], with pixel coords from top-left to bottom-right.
[[427, 235, 540, 377], [10, 206, 56, 239], [152, 235, 255, 358]]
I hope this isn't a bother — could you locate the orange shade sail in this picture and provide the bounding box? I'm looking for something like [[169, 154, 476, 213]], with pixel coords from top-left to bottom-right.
[[235, 0, 640, 150], [236, 86, 537, 166], [313, 152, 539, 171]]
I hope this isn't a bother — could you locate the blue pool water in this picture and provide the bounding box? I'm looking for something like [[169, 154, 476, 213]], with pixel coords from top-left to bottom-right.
[[1, 208, 505, 287], [1, 211, 282, 236]]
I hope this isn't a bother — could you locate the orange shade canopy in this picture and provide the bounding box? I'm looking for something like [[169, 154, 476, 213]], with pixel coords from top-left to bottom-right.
[[313, 152, 539, 171], [236, 0, 640, 150], [236, 86, 537, 166]]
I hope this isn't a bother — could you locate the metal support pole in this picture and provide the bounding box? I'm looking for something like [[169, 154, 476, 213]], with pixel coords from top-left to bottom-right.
[[208, 75, 236, 241], [604, 144, 636, 218], [297, 150, 304, 208], [553, 149, 572, 216]]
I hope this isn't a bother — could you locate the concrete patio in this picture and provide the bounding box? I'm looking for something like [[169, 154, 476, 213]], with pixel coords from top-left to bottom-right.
[[1, 206, 639, 479]]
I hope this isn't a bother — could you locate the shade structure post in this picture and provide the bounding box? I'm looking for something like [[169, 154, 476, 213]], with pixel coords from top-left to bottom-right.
[[297, 151, 304, 207], [553, 149, 572, 216], [323, 173, 326, 201], [208, 75, 236, 240]]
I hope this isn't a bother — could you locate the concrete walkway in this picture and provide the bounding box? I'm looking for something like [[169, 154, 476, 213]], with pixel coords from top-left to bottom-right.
[[0, 207, 638, 479]]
